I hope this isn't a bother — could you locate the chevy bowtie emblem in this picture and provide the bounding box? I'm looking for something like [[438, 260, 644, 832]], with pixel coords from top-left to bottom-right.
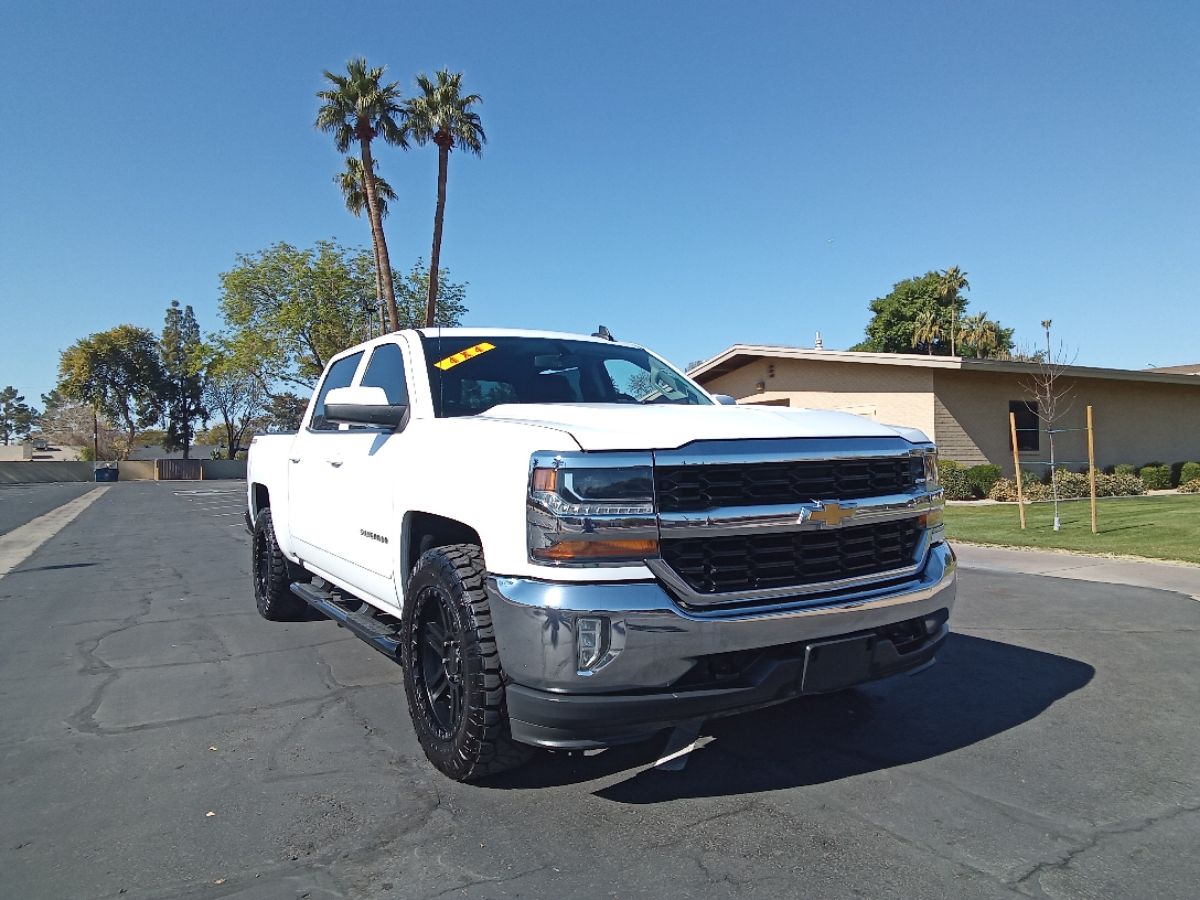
[[799, 501, 855, 527]]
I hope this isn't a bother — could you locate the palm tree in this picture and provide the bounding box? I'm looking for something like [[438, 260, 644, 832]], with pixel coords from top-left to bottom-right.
[[403, 69, 485, 327], [961, 312, 1000, 358], [912, 308, 943, 354], [937, 266, 970, 355], [316, 58, 407, 332], [336, 157, 398, 336]]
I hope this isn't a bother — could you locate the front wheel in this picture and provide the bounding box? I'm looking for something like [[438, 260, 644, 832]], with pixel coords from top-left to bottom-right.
[[400, 544, 533, 781]]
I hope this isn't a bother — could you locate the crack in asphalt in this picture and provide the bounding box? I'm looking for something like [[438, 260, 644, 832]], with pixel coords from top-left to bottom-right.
[[1010, 799, 1200, 897]]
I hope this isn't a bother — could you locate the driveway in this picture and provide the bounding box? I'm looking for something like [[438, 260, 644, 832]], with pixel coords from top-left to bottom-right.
[[0, 482, 1196, 899]]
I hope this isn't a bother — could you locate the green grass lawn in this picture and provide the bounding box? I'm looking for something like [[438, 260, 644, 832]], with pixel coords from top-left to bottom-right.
[[944, 494, 1200, 564]]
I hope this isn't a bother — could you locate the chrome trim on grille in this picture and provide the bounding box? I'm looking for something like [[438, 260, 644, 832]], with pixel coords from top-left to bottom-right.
[[657, 490, 942, 538]]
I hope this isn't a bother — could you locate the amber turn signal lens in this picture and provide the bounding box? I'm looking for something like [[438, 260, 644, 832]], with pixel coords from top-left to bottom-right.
[[531, 467, 558, 492], [532, 539, 659, 561]]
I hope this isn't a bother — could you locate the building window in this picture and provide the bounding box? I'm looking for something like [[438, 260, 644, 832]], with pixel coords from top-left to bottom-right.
[[1009, 400, 1039, 452]]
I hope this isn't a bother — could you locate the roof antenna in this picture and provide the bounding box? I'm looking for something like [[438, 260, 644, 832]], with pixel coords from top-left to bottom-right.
[[592, 325, 615, 342]]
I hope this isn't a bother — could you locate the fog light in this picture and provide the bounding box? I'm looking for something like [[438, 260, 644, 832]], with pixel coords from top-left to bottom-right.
[[577, 617, 607, 671]]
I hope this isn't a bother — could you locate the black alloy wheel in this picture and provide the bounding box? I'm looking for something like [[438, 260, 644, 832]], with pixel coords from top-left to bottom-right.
[[411, 584, 466, 740], [400, 544, 534, 781], [251, 507, 308, 621]]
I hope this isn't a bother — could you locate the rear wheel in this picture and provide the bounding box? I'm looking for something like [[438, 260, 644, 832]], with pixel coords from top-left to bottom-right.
[[252, 508, 309, 621], [401, 544, 534, 781]]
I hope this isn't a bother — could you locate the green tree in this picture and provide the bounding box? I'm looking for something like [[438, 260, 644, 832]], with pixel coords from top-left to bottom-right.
[[264, 392, 308, 431], [160, 300, 207, 458], [961, 312, 1002, 358], [217, 241, 468, 391], [201, 348, 266, 458], [218, 241, 379, 389], [0, 387, 36, 445], [316, 58, 407, 333], [394, 259, 469, 328], [402, 69, 485, 326], [936, 266, 970, 355], [57, 326, 165, 459], [854, 269, 1013, 358], [911, 308, 944, 355], [336, 157, 398, 337]]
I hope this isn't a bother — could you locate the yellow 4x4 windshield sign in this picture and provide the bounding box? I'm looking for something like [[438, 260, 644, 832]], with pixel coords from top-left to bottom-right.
[[434, 341, 496, 371]]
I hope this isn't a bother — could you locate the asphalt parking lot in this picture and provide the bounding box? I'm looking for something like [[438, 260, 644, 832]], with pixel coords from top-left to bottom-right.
[[1, 482, 1197, 899]]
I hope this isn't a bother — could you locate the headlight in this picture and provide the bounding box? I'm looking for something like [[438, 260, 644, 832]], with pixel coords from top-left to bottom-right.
[[528, 453, 659, 565], [531, 465, 653, 516]]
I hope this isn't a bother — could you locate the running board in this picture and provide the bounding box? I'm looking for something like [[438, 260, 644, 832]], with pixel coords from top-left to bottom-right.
[[290, 582, 401, 658]]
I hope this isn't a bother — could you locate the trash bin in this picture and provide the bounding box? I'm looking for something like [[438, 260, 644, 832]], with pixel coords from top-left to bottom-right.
[[94, 465, 118, 483]]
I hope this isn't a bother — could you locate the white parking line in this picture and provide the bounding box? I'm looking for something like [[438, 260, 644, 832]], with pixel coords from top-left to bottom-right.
[[0, 488, 110, 579]]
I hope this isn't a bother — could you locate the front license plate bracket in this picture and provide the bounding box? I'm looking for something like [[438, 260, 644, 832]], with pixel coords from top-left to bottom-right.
[[800, 634, 876, 693]]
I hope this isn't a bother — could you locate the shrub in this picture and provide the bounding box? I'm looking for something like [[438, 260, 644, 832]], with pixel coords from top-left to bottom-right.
[[938, 459, 976, 501], [1178, 462, 1200, 486], [987, 470, 1146, 501], [987, 471, 1042, 502], [966, 464, 1002, 497], [1139, 464, 1171, 490], [1095, 472, 1146, 497], [1113, 463, 1137, 476], [1179, 479, 1200, 494]]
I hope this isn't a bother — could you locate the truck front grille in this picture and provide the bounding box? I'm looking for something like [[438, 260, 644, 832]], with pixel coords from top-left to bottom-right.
[[659, 519, 921, 596], [654, 456, 922, 512]]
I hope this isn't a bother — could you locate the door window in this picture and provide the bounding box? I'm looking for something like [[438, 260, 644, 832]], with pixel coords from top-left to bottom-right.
[[360, 343, 410, 406], [309, 352, 364, 431]]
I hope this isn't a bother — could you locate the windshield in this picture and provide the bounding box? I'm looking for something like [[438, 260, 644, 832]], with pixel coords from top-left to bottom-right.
[[420, 334, 712, 418]]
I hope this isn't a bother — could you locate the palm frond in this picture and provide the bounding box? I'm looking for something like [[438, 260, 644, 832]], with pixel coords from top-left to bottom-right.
[[314, 57, 408, 151], [402, 68, 486, 154], [334, 157, 397, 218]]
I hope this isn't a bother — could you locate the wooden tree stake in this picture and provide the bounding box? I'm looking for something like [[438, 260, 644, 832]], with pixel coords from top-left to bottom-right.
[[1087, 405, 1098, 534], [1010, 411, 1026, 529]]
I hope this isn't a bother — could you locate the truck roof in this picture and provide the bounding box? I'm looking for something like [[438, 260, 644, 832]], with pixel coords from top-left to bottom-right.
[[413, 327, 642, 350]]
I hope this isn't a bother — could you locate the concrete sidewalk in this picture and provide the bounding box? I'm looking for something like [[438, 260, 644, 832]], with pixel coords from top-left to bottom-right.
[[954, 542, 1200, 600]]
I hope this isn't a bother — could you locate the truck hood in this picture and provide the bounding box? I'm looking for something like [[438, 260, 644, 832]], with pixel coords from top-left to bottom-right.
[[477, 403, 920, 451]]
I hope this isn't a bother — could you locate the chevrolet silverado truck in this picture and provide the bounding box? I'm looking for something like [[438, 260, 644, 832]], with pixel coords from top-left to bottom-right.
[[246, 328, 955, 781]]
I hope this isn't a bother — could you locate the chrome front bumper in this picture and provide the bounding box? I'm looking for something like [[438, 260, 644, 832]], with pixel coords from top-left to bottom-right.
[[487, 541, 956, 695]]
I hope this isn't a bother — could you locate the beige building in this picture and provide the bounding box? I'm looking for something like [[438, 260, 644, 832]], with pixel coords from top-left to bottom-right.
[[691, 346, 1200, 474]]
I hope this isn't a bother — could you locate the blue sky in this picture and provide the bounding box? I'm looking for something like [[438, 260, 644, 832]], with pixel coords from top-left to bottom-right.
[[2, 1, 1197, 405]]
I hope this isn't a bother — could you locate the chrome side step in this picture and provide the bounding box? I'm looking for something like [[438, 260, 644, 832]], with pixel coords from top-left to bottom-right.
[[290, 582, 401, 658]]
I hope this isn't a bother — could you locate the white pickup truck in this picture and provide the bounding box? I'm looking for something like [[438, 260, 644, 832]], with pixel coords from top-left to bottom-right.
[[246, 328, 955, 781]]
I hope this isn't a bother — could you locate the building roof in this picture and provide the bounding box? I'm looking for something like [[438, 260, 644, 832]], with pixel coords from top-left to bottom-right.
[[1146, 362, 1200, 375], [689, 345, 1200, 388]]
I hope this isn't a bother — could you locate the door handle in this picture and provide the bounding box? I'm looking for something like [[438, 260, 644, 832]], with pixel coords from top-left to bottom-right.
[[289, 457, 301, 464], [326, 458, 343, 468]]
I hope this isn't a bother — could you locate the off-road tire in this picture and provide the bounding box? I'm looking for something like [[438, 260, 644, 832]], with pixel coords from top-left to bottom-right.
[[401, 544, 534, 781], [252, 508, 309, 621]]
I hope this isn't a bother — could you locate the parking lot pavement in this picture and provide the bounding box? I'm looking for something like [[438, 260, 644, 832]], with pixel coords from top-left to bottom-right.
[[1, 481, 1197, 899], [0, 481, 99, 536]]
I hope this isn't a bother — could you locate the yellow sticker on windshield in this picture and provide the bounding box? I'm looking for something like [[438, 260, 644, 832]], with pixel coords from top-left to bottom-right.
[[434, 341, 496, 371]]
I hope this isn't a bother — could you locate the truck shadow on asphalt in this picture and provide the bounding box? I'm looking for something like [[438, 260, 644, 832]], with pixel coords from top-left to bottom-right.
[[484, 633, 1095, 801]]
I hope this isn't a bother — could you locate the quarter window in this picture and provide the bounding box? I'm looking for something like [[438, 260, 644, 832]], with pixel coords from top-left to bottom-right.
[[309, 352, 364, 431]]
